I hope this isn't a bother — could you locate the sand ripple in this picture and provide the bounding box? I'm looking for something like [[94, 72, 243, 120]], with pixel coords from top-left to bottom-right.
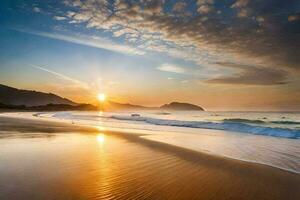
[[0, 132, 299, 200]]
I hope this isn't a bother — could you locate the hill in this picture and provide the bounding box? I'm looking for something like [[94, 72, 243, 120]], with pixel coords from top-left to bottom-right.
[[107, 101, 204, 111], [0, 84, 205, 111], [0, 84, 76, 106], [160, 102, 204, 111], [106, 101, 153, 110]]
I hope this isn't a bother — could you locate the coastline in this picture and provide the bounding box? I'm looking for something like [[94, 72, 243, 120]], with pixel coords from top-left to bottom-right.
[[1, 112, 300, 174], [0, 113, 300, 199], [2, 111, 300, 174]]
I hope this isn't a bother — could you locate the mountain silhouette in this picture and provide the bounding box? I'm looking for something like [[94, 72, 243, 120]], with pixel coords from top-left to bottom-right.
[[0, 84, 76, 106], [0, 84, 204, 111]]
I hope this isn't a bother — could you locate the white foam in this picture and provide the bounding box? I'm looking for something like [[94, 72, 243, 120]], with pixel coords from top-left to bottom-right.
[[111, 115, 300, 139]]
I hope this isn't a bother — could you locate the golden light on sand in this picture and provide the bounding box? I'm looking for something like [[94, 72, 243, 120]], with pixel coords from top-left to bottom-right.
[[97, 134, 105, 144], [97, 93, 106, 102]]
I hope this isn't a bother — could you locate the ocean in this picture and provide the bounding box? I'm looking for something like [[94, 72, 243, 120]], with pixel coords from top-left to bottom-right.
[[32, 111, 300, 173]]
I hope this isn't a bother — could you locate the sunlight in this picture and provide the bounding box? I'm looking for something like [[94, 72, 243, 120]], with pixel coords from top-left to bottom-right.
[[97, 126, 106, 131], [97, 134, 105, 145], [97, 93, 106, 102]]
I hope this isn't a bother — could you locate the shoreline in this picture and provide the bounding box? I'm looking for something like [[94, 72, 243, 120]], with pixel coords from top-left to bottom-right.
[[0, 114, 300, 199], [1, 112, 300, 174], [0, 112, 300, 175]]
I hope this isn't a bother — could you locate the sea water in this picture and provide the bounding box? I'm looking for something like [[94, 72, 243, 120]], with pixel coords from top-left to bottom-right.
[[10, 111, 300, 173]]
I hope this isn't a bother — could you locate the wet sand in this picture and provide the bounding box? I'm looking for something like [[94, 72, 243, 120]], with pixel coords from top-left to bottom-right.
[[0, 116, 299, 200]]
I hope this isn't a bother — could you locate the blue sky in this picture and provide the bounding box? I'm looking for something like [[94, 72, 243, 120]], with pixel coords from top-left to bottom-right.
[[0, 0, 300, 110]]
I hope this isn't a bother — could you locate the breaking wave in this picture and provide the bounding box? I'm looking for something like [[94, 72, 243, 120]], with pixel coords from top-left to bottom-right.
[[111, 116, 300, 139]]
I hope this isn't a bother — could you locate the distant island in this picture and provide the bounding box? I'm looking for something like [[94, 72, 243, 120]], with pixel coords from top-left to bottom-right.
[[0, 84, 204, 111], [160, 102, 204, 111]]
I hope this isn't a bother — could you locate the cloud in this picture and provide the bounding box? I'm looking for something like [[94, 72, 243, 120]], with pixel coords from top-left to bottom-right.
[[29, 64, 97, 102], [108, 81, 119, 86], [53, 16, 67, 20], [14, 28, 144, 56], [197, 5, 214, 14], [206, 62, 289, 85], [231, 0, 249, 9], [237, 9, 249, 18], [29, 64, 89, 88], [157, 64, 186, 74], [33, 7, 41, 13], [59, 0, 300, 71], [288, 14, 300, 22], [23, 0, 300, 85], [197, 0, 214, 4], [173, 2, 187, 13], [231, 0, 251, 18], [142, 0, 165, 14], [196, 0, 214, 14]]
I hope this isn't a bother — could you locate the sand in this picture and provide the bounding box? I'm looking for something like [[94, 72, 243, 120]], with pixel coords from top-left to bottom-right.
[[0, 115, 299, 200]]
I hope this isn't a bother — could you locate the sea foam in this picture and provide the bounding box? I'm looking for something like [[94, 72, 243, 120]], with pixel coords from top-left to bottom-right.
[[111, 115, 300, 139]]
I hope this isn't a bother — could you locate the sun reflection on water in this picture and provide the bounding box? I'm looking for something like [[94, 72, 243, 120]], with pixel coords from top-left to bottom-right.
[[97, 134, 105, 145]]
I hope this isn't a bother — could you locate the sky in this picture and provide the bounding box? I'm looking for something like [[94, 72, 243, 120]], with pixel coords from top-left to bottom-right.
[[0, 0, 300, 111]]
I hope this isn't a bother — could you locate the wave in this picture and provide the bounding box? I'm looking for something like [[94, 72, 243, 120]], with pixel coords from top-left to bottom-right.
[[111, 116, 300, 139], [223, 118, 300, 125], [52, 112, 105, 120], [271, 120, 300, 125], [223, 118, 265, 124], [47, 112, 300, 139]]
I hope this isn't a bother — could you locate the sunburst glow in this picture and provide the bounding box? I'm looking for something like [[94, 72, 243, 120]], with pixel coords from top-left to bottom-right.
[[97, 93, 106, 102], [96, 134, 105, 144]]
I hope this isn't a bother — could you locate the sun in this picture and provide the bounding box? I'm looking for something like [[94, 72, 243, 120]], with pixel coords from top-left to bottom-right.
[[97, 93, 106, 102]]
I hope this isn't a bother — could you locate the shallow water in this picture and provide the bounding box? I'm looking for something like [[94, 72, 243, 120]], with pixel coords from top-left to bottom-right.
[[0, 132, 299, 200], [49, 111, 300, 138], [22, 111, 300, 173]]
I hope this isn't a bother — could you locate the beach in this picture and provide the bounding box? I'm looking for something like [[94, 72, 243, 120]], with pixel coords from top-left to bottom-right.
[[2, 0, 299, 198], [0, 114, 299, 200]]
